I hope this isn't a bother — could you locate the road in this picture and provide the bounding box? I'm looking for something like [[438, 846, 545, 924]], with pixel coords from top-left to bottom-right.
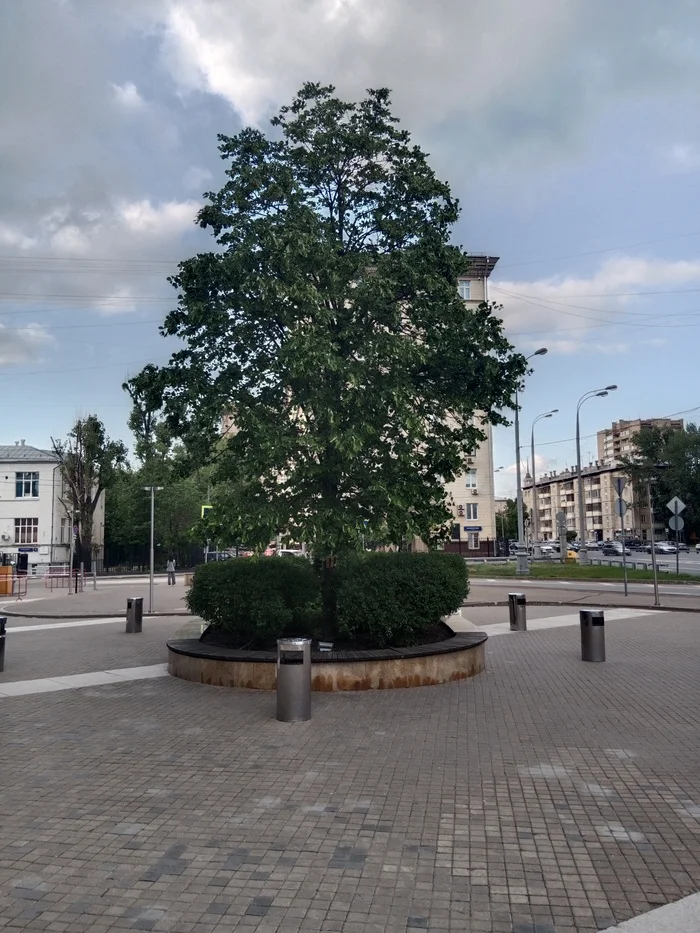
[[586, 550, 700, 575], [470, 577, 700, 606]]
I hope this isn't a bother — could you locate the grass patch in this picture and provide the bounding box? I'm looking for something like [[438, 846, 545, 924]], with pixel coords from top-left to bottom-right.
[[467, 561, 699, 584]]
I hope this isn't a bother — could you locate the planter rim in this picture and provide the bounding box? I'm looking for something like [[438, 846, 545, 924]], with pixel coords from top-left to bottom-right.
[[166, 630, 487, 665]]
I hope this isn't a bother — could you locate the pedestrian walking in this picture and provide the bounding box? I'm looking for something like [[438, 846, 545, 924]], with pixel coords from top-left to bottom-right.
[[166, 556, 176, 586]]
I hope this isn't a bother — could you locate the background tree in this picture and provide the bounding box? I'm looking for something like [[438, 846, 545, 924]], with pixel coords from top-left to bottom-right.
[[620, 423, 700, 541], [126, 83, 527, 633], [53, 415, 127, 569]]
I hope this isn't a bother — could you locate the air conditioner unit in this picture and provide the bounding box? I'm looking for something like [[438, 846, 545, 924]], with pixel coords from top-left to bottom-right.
[[0, 533, 10, 541], [472, 489, 479, 495]]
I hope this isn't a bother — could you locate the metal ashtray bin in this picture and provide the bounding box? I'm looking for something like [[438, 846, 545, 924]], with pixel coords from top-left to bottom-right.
[[508, 593, 527, 631], [0, 616, 6, 672], [276, 638, 312, 722], [580, 609, 605, 662], [126, 596, 144, 634]]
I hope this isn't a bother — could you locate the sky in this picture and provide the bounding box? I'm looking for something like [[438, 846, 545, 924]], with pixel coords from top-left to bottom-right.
[[2, 0, 700, 497]]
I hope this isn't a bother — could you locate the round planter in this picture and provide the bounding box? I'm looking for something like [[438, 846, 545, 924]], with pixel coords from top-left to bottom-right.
[[167, 630, 487, 691]]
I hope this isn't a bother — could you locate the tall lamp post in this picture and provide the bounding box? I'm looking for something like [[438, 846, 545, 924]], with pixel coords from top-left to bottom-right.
[[514, 348, 548, 574], [143, 485, 163, 613], [576, 386, 617, 565], [494, 466, 505, 548], [530, 410, 558, 557]]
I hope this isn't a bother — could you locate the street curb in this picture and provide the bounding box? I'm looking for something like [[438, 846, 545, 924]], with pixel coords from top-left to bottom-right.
[[464, 600, 700, 613], [0, 609, 193, 620]]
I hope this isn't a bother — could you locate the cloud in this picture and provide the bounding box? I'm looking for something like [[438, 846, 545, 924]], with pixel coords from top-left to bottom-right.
[[0, 198, 201, 316], [149, 0, 700, 171], [0, 323, 53, 365], [112, 81, 146, 110], [662, 143, 700, 173], [491, 255, 700, 352]]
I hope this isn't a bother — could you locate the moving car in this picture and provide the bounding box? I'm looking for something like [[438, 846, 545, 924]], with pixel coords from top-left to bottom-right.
[[601, 543, 631, 556]]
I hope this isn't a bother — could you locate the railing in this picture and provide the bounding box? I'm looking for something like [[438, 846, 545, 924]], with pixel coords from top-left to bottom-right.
[[11, 572, 27, 600], [43, 566, 83, 592]]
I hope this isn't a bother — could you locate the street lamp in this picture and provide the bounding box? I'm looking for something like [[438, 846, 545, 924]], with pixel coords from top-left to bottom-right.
[[494, 466, 505, 545], [143, 485, 164, 613], [514, 348, 548, 574], [530, 410, 558, 557], [576, 385, 617, 565]]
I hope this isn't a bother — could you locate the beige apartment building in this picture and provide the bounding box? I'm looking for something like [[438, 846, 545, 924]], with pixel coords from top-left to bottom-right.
[[597, 418, 683, 461]]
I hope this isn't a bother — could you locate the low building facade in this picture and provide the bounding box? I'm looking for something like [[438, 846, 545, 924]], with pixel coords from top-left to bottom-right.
[[0, 442, 105, 574]]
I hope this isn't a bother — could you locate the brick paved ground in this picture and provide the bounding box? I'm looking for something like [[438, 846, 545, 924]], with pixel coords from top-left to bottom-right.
[[1, 610, 700, 932]]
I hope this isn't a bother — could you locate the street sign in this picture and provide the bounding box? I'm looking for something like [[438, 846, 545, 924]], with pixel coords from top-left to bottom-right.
[[669, 515, 685, 531], [613, 476, 626, 496], [667, 496, 686, 514], [614, 499, 628, 516]]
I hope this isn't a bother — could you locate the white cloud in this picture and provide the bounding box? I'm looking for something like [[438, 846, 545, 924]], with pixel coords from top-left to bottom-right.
[[0, 323, 53, 365], [145, 0, 700, 172], [112, 81, 146, 109], [662, 142, 700, 173], [0, 198, 202, 316], [491, 255, 700, 353]]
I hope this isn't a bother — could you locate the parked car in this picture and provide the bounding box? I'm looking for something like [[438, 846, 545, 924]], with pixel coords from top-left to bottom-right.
[[539, 544, 556, 557], [696, 542, 700, 553], [675, 542, 689, 553]]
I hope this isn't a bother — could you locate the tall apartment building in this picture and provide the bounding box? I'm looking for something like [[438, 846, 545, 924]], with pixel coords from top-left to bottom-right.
[[597, 418, 684, 461], [443, 255, 500, 551]]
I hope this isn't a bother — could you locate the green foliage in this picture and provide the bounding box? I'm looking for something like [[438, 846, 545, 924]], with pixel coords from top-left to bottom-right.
[[126, 83, 526, 574], [619, 423, 700, 540], [105, 468, 210, 556], [52, 415, 128, 567], [335, 551, 469, 648], [186, 557, 320, 648]]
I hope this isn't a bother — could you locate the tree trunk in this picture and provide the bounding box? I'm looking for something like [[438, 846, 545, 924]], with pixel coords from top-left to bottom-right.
[[320, 558, 338, 641]]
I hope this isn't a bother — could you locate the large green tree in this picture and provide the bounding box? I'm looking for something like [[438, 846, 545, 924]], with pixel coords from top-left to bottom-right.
[[619, 423, 700, 540], [52, 415, 128, 568], [126, 83, 526, 631]]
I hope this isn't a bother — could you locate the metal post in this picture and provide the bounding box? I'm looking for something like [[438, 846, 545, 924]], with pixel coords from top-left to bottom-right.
[[0, 616, 6, 672], [149, 486, 155, 614], [514, 388, 529, 575], [530, 426, 539, 558], [68, 509, 75, 595], [508, 593, 527, 631], [647, 482, 660, 607], [80, 561, 84, 593], [620, 508, 628, 598], [576, 406, 587, 566], [93, 567, 97, 590], [675, 501, 680, 576]]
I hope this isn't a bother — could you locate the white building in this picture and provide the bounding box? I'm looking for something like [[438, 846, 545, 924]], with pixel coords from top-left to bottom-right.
[[0, 441, 104, 574]]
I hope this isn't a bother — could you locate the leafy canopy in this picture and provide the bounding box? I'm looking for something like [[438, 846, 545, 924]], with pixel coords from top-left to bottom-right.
[[127, 83, 526, 557]]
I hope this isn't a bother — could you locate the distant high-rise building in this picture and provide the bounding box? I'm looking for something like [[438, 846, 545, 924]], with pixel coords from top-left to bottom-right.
[[597, 418, 684, 462]]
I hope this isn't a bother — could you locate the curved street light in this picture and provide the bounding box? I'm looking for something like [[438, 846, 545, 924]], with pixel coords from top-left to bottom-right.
[[531, 410, 558, 557], [576, 385, 617, 565], [514, 348, 548, 574]]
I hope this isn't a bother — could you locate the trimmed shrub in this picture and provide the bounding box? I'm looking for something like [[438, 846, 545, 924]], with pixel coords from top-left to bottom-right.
[[335, 551, 469, 648], [187, 557, 321, 649]]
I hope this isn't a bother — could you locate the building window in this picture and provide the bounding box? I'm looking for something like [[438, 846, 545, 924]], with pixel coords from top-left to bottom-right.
[[467, 532, 479, 550], [15, 472, 39, 498], [60, 517, 67, 544], [464, 503, 478, 521], [465, 469, 477, 488], [451, 523, 460, 541], [457, 280, 471, 300], [15, 518, 38, 544]]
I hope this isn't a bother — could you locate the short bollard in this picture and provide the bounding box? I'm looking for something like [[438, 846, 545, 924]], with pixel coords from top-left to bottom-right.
[[0, 616, 6, 672], [508, 593, 527, 631], [580, 609, 605, 662], [276, 638, 312, 722], [125, 596, 144, 634]]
